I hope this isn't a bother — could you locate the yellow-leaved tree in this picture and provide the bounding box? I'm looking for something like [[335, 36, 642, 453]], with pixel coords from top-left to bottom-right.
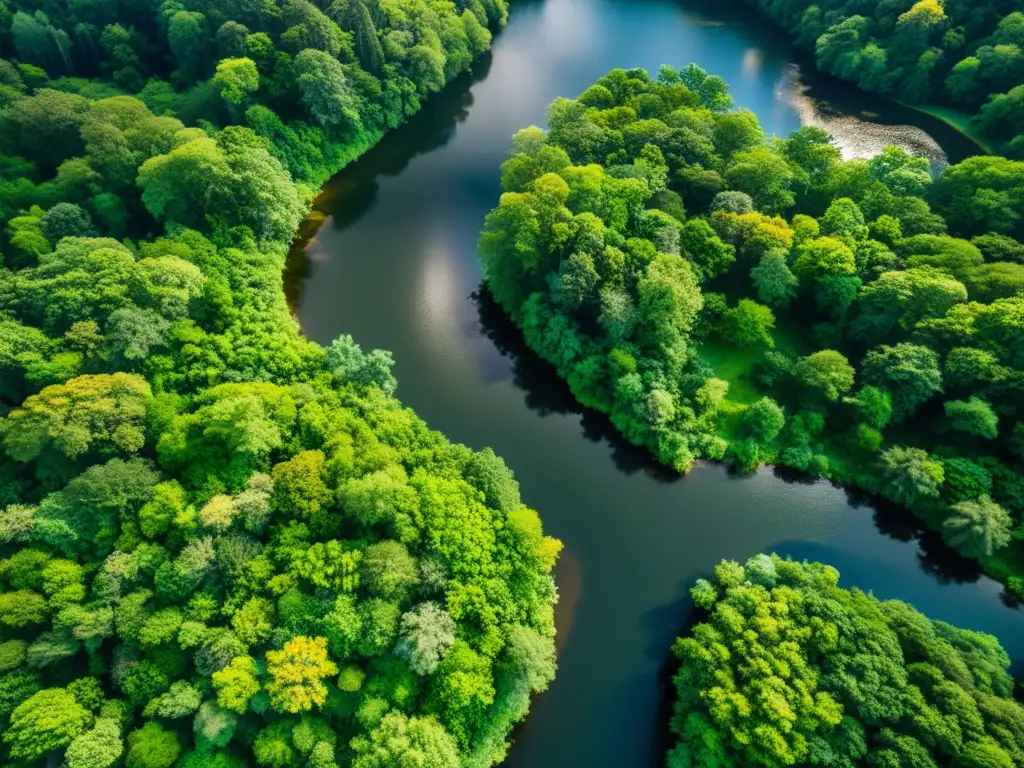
[[265, 636, 338, 713]]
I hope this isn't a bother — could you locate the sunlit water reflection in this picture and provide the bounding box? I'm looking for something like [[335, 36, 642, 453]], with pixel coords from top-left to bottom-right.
[[781, 64, 950, 170]]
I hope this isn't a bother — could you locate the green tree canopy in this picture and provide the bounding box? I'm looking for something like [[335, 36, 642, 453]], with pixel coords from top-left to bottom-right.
[[668, 556, 1024, 768]]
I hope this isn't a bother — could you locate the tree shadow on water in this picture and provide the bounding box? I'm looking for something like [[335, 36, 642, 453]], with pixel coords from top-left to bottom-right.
[[473, 285, 681, 482], [610, 671, 675, 768], [846, 478, 992, 585], [915, 530, 986, 585], [845, 486, 922, 544], [642, 585, 704, 767], [853, 491, 985, 584], [805, 481, 986, 586], [768, 463, 988, 585], [770, 463, 820, 486]]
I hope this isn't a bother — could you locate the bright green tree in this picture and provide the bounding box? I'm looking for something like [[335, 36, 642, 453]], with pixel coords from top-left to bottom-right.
[[4, 687, 91, 760], [350, 712, 459, 768], [945, 397, 999, 439], [721, 299, 775, 349], [794, 350, 855, 402]]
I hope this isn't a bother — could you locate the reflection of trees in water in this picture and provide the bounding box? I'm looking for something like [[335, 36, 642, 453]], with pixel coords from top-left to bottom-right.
[[473, 285, 680, 481], [285, 54, 494, 307]]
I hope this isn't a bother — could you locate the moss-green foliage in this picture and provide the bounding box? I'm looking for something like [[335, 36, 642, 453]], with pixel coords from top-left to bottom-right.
[[743, 1, 1024, 157], [478, 65, 1024, 588], [0, 2, 562, 766], [669, 556, 1024, 768]]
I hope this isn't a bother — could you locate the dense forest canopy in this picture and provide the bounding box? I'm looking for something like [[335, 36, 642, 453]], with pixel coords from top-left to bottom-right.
[[0, 1, 565, 767], [0, 0, 1021, 765], [668, 555, 1024, 768], [0, 0, 508, 237], [742, 0, 1024, 156], [478, 64, 1024, 593]]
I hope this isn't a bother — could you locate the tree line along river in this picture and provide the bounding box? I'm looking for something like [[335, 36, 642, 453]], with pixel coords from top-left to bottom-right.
[[288, 0, 1021, 764]]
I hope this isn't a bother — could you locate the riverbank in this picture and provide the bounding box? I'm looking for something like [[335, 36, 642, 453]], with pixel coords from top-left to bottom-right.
[[898, 102, 994, 155], [699, 332, 1022, 599]]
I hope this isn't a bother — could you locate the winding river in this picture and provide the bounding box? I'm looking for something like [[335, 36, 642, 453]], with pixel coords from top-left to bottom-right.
[[288, 1, 1021, 765]]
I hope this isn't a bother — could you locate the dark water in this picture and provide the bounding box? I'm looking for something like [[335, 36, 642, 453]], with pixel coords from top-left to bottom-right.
[[290, 1, 1015, 765]]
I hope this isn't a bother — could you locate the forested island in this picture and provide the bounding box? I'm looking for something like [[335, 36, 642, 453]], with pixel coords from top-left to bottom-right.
[[741, 0, 1024, 156], [668, 556, 1024, 767], [479, 65, 1024, 591], [0, 1, 565, 767]]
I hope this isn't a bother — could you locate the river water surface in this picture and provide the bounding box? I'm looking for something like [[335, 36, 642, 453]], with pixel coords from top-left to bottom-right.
[[289, 1, 1020, 765]]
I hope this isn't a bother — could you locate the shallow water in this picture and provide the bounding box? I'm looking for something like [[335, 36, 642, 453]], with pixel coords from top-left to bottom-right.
[[290, 1, 1014, 765]]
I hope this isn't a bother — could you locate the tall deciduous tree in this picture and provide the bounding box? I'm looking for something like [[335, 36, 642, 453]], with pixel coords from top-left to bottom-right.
[[265, 636, 338, 713], [862, 343, 942, 421], [293, 49, 362, 134], [351, 712, 459, 768], [942, 496, 1012, 557], [750, 249, 798, 308], [1, 373, 151, 465], [4, 687, 91, 760], [880, 446, 944, 508], [945, 397, 999, 439], [794, 350, 855, 402]]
